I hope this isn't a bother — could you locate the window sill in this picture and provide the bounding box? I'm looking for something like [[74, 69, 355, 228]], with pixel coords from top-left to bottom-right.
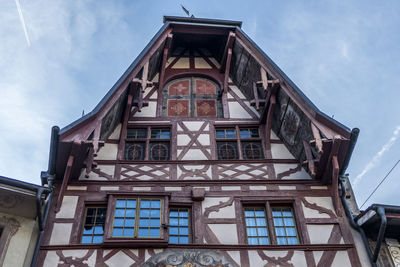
[[103, 238, 169, 248]]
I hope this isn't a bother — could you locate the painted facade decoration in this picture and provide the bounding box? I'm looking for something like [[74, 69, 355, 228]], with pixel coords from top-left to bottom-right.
[[35, 16, 372, 267]]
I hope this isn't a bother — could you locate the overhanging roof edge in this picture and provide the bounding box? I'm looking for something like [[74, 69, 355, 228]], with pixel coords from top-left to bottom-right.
[[164, 16, 242, 28], [236, 27, 351, 134], [59, 22, 171, 135]]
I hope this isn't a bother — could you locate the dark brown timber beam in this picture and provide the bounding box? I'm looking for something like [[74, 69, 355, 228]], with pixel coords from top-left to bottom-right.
[[220, 32, 235, 73]]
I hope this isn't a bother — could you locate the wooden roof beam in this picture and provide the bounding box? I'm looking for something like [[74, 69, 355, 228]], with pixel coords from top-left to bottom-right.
[[220, 32, 235, 73], [158, 33, 173, 90], [259, 83, 279, 124]]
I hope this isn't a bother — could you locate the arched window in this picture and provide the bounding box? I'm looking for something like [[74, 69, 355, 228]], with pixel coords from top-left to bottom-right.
[[162, 77, 222, 117]]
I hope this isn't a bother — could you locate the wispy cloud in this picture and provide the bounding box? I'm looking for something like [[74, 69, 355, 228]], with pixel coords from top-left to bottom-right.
[[14, 0, 30, 46], [353, 125, 400, 187]]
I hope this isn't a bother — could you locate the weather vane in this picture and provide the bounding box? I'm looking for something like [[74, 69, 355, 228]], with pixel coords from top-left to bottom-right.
[[181, 4, 195, 18]]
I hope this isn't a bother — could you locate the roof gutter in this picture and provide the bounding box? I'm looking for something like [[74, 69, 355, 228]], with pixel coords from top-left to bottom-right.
[[31, 126, 59, 267]]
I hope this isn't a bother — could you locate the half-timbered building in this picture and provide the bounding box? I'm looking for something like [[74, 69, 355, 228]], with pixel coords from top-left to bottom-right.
[[36, 16, 371, 266]]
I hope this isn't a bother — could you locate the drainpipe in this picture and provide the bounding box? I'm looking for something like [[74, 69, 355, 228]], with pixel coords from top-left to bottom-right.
[[31, 126, 59, 267], [337, 128, 377, 267], [372, 206, 387, 263]]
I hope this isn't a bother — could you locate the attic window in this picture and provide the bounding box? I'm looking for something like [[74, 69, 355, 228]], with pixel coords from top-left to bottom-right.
[[162, 77, 222, 117]]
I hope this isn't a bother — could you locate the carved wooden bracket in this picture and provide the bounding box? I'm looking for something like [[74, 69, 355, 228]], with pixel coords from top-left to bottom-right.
[[132, 61, 153, 111]]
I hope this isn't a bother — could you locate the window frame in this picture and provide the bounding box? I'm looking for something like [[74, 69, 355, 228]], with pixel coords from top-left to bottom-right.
[[124, 126, 171, 161], [215, 125, 265, 160], [241, 200, 302, 246], [162, 77, 223, 118], [168, 205, 193, 244], [103, 193, 170, 246], [80, 205, 107, 245]]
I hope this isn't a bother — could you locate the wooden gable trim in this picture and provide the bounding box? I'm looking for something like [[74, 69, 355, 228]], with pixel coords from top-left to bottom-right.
[[60, 26, 173, 142], [234, 29, 350, 139]]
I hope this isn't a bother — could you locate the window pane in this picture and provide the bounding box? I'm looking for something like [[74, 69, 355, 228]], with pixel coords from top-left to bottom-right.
[[255, 210, 265, 217], [139, 219, 149, 227], [273, 218, 284, 226], [81, 236, 92, 244], [94, 226, 104, 235], [288, 237, 298, 245], [256, 218, 267, 226], [92, 235, 103, 244], [83, 226, 94, 235], [116, 200, 126, 208], [138, 228, 148, 237], [277, 237, 287, 245], [140, 209, 150, 217], [170, 236, 179, 244], [246, 218, 256, 227], [113, 219, 124, 227], [257, 227, 268, 237], [125, 209, 135, 217], [149, 228, 160, 237], [124, 228, 134, 237], [125, 219, 135, 227], [247, 228, 257, 237], [242, 141, 264, 160], [170, 210, 179, 217], [115, 209, 125, 217], [170, 218, 179, 226], [286, 227, 297, 236], [127, 200, 136, 208], [113, 228, 123, 236], [217, 141, 238, 160], [216, 129, 236, 139], [244, 210, 254, 217], [284, 218, 295, 226], [180, 227, 189, 235], [248, 238, 258, 245], [150, 209, 160, 217], [275, 227, 286, 236], [151, 129, 170, 139], [179, 236, 189, 244], [259, 237, 269, 245], [124, 142, 145, 160], [149, 142, 170, 160], [127, 129, 147, 139], [150, 219, 160, 227], [170, 227, 179, 235], [151, 200, 161, 208], [141, 200, 150, 208], [239, 128, 260, 138]]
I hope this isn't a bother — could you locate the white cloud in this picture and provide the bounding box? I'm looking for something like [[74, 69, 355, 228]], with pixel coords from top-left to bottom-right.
[[353, 125, 400, 187]]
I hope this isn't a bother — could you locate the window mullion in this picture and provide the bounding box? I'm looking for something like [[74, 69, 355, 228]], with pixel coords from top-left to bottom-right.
[[265, 201, 276, 245], [236, 125, 243, 159], [134, 198, 141, 238], [145, 127, 151, 160]]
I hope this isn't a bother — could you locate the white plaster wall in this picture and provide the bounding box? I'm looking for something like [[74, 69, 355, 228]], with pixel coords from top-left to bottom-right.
[[42, 251, 60, 267], [96, 143, 118, 160], [182, 121, 206, 131], [350, 227, 372, 267], [172, 57, 189, 68], [271, 143, 295, 159], [248, 250, 307, 266], [302, 202, 331, 219], [177, 165, 212, 180], [56, 196, 78, 218], [208, 224, 238, 244], [307, 224, 334, 244], [1, 212, 37, 267], [202, 197, 230, 214], [49, 223, 72, 245], [182, 149, 209, 160], [79, 165, 115, 181], [133, 102, 157, 117], [229, 85, 246, 99], [274, 164, 312, 179], [105, 250, 139, 267], [209, 57, 221, 68], [177, 134, 191, 146], [194, 57, 212, 68], [228, 102, 252, 119], [108, 123, 121, 139], [305, 197, 336, 214], [331, 251, 352, 267]]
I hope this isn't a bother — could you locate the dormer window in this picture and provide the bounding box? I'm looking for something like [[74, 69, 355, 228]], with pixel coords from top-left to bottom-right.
[[162, 77, 222, 117]]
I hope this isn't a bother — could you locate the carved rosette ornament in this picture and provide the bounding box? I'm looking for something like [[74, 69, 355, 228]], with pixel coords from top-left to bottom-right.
[[143, 249, 234, 267]]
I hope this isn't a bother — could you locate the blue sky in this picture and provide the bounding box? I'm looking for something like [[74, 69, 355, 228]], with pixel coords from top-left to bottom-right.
[[1, 0, 399, 208]]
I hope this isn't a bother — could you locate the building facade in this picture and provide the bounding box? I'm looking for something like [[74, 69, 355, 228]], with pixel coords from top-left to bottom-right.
[[37, 17, 371, 266], [0, 176, 50, 267]]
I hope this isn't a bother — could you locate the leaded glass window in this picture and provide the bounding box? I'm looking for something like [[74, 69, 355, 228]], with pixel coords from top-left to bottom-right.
[[272, 207, 299, 245]]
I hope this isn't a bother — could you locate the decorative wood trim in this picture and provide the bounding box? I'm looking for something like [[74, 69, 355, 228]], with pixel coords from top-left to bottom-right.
[[0, 216, 20, 266]]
